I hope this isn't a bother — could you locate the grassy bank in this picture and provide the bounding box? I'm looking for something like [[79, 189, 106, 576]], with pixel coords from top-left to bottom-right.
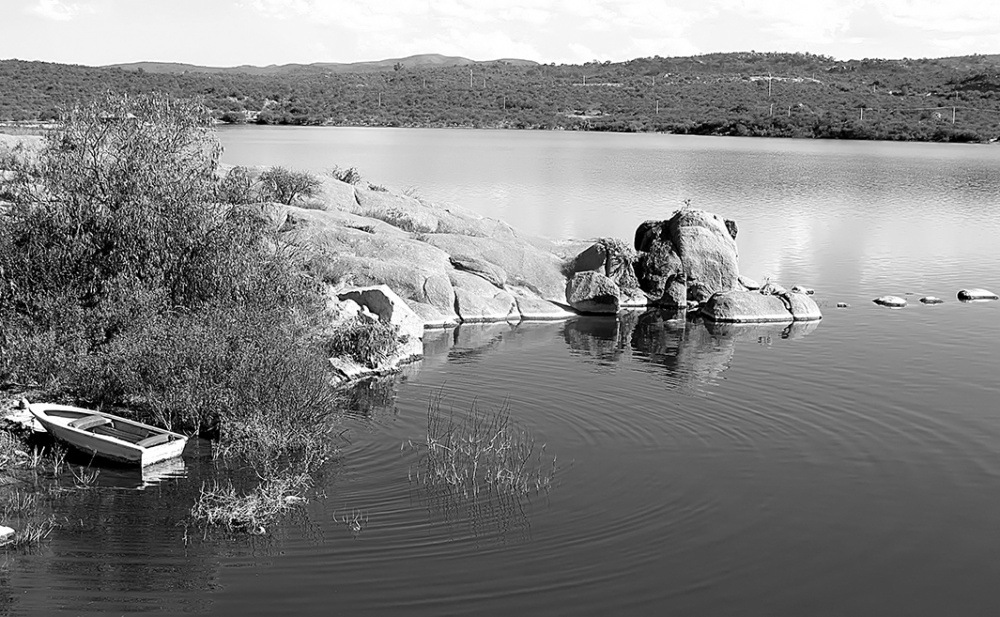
[[0, 93, 403, 535]]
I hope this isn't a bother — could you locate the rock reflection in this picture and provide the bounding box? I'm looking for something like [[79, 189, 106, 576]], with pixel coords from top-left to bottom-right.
[[564, 309, 820, 387], [338, 376, 400, 425]]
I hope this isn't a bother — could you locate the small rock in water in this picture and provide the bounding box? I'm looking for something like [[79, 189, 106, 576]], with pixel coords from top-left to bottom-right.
[[873, 295, 907, 308], [920, 296, 945, 305], [957, 288, 999, 301], [836, 302, 850, 308], [791, 285, 815, 295]]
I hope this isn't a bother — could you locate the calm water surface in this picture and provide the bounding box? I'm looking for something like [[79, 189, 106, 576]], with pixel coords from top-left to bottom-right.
[[6, 129, 1000, 616]]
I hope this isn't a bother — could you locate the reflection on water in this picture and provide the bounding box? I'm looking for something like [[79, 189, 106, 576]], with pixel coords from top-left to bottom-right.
[[563, 310, 820, 390]]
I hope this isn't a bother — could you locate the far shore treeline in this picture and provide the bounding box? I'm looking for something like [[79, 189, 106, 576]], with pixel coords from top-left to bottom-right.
[[3, 52, 1000, 142]]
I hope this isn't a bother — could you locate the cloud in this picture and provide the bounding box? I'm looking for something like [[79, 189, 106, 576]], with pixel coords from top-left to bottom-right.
[[25, 0, 91, 21]]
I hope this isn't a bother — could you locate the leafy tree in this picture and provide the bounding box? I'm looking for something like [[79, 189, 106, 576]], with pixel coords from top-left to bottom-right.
[[1, 93, 226, 314]]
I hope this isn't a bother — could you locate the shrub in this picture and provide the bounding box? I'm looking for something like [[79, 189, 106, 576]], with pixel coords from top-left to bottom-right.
[[324, 316, 403, 369], [330, 165, 362, 185], [258, 166, 322, 205], [215, 166, 259, 205], [0, 93, 225, 322], [0, 94, 339, 474]]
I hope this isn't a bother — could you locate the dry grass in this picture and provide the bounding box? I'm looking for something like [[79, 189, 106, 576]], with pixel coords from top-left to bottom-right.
[[190, 472, 311, 533], [3, 518, 56, 548], [407, 396, 557, 500]]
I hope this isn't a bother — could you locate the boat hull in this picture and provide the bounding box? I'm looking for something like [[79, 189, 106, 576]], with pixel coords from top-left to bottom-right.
[[26, 402, 187, 467]]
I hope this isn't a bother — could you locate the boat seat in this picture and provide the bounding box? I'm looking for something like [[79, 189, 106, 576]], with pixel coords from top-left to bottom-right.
[[69, 415, 112, 431], [136, 433, 173, 448]]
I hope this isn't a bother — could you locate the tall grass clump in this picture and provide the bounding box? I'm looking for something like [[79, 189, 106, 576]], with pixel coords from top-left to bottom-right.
[[324, 317, 404, 369], [409, 396, 557, 499], [190, 473, 310, 532]]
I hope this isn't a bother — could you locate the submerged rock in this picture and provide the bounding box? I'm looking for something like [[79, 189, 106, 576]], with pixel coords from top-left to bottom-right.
[[837, 302, 850, 308], [957, 288, 999, 301], [791, 285, 815, 295], [920, 296, 945, 305], [873, 296, 907, 308]]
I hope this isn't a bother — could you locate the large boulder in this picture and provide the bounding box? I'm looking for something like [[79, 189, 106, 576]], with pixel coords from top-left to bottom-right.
[[449, 256, 506, 288], [450, 270, 519, 322], [566, 271, 621, 314], [634, 209, 740, 307], [424, 233, 567, 302], [701, 289, 822, 322], [567, 238, 643, 306]]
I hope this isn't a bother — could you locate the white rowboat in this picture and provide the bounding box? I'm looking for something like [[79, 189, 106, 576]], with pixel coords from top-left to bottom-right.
[[24, 400, 187, 467]]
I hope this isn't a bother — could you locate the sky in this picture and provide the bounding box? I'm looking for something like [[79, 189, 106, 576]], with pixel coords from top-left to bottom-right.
[[1, 0, 999, 67]]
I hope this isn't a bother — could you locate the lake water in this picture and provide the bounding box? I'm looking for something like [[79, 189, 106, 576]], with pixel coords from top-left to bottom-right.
[[7, 128, 1000, 616]]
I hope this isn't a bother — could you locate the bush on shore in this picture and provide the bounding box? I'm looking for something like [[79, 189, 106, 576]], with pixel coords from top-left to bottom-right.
[[0, 93, 340, 478]]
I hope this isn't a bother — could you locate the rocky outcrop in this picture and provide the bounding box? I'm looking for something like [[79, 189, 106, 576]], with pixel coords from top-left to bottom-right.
[[276, 179, 821, 330], [566, 271, 621, 314], [634, 209, 740, 307], [701, 289, 822, 322], [274, 182, 572, 327]]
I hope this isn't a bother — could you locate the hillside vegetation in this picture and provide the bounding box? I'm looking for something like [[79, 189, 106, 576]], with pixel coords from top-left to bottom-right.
[[4, 52, 1000, 141]]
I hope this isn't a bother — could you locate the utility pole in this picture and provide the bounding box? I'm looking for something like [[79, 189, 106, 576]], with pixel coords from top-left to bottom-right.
[[768, 72, 772, 97], [378, 92, 381, 107], [952, 106, 956, 124], [470, 68, 473, 88], [859, 107, 864, 121], [655, 100, 659, 114], [769, 103, 773, 117]]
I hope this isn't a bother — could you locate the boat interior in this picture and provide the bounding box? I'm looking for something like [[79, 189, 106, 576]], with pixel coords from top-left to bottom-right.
[[57, 411, 177, 447]]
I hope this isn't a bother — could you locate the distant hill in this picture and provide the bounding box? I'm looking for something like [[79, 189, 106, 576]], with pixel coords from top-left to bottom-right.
[[106, 53, 539, 75], [4, 51, 1000, 142]]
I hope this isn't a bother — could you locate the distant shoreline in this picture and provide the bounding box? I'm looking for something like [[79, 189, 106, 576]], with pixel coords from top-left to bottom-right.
[[3, 121, 996, 146]]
